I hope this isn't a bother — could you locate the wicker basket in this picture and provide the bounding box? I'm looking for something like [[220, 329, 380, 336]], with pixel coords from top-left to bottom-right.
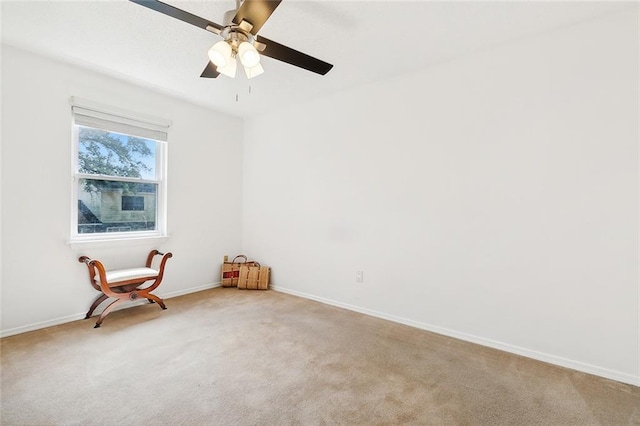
[[237, 263, 270, 290], [221, 255, 259, 287]]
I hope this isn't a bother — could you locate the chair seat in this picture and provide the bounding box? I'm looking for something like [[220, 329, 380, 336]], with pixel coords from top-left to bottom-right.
[[95, 267, 159, 283]]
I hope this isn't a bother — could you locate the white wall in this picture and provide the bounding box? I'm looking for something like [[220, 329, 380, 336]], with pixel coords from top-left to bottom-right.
[[1, 45, 243, 335], [242, 10, 639, 385]]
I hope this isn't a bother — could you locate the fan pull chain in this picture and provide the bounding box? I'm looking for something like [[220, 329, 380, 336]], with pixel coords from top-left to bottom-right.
[[235, 85, 252, 103]]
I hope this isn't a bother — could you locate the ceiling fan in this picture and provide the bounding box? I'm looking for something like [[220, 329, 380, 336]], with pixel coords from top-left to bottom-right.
[[129, 0, 333, 79]]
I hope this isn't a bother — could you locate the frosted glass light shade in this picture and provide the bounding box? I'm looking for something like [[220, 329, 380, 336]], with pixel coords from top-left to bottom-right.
[[217, 56, 237, 78], [238, 42, 261, 68], [244, 63, 264, 79], [208, 41, 232, 67]]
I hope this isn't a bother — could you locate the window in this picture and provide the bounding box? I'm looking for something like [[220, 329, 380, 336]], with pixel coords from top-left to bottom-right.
[[122, 196, 145, 211], [71, 97, 171, 241]]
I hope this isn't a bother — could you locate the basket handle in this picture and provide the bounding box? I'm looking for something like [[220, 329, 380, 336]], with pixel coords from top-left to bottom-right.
[[232, 255, 248, 264]]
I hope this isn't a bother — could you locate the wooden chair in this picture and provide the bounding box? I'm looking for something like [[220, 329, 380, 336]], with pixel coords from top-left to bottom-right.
[[78, 250, 173, 328]]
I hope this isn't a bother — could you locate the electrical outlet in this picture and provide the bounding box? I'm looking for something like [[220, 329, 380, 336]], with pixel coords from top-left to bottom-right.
[[356, 270, 364, 283]]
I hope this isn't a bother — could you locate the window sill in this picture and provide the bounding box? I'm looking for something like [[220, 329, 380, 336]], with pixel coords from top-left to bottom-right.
[[67, 235, 170, 251]]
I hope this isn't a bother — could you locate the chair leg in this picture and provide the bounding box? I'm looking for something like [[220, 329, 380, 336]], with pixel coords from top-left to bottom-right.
[[94, 299, 126, 328], [85, 294, 108, 319], [145, 293, 167, 310]]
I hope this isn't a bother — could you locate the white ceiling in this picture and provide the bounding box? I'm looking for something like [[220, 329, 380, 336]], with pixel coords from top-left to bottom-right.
[[1, 1, 632, 118]]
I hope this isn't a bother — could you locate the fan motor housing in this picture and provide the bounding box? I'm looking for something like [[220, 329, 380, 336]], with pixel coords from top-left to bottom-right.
[[219, 23, 257, 55]]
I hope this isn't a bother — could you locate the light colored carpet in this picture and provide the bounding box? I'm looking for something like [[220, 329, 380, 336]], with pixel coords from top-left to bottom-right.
[[1, 288, 638, 425]]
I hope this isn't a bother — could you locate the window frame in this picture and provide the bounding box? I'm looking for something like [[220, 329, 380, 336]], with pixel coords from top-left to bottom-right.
[[69, 98, 170, 243]]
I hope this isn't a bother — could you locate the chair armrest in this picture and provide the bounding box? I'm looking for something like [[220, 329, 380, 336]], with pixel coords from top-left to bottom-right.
[[145, 250, 173, 268]]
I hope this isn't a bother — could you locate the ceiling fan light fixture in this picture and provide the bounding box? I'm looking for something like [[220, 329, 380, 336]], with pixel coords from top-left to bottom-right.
[[208, 40, 232, 67], [238, 41, 261, 68], [217, 55, 237, 78], [244, 62, 264, 79]]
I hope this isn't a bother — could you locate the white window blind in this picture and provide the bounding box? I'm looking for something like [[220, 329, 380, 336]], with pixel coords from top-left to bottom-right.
[[70, 97, 172, 141]]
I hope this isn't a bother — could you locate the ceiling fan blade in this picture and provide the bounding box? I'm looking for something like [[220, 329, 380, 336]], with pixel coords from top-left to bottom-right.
[[232, 0, 282, 35], [200, 62, 220, 78], [129, 0, 224, 33], [258, 36, 333, 75]]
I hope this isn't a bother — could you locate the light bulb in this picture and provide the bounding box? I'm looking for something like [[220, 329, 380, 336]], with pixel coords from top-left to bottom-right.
[[243, 63, 264, 79], [208, 41, 232, 67], [238, 42, 261, 68], [217, 56, 237, 78]]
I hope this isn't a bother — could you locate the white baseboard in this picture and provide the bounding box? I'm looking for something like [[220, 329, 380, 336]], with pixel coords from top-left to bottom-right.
[[0, 282, 221, 338], [161, 282, 221, 299], [271, 285, 640, 387], [0, 312, 89, 339]]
